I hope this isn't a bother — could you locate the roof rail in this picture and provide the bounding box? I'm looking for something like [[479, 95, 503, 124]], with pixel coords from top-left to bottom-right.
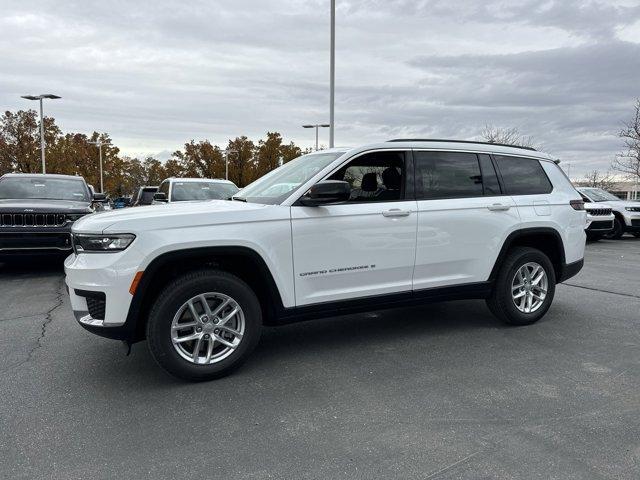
[[387, 138, 537, 152]]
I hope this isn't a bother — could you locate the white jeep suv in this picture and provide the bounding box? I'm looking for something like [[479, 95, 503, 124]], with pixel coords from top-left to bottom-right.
[[65, 140, 586, 381], [577, 187, 640, 239]]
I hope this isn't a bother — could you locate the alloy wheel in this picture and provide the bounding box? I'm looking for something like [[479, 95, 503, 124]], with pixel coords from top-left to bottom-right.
[[171, 292, 245, 364], [511, 262, 548, 314]]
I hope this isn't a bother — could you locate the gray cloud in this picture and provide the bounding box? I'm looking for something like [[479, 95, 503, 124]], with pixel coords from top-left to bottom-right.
[[1, 0, 639, 177]]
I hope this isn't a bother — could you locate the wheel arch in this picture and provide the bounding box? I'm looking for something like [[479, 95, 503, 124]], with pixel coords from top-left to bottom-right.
[[125, 246, 286, 343], [490, 227, 567, 283]]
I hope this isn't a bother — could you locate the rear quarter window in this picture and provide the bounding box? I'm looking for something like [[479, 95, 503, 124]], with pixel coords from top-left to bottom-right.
[[494, 155, 553, 195]]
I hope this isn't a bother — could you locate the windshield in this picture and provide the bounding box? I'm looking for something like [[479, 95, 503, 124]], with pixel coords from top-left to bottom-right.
[[235, 151, 345, 204], [0, 176, 89, 201], [171, 182, 239, 201], [580, 187, 620, 202]]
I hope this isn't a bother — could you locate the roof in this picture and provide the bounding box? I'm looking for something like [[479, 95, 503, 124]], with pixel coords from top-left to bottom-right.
[[388, 138, 537, 151], [0, 173, 87, 180], [166, 177, 235, 183]]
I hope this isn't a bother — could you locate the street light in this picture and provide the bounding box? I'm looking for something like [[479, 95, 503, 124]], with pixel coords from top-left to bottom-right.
[[224, 149, 238, 180], [302, 124, 331, 151], [20, 94, 61, 174], [88, 140, 104, 193], [329, 0, 335, 148]]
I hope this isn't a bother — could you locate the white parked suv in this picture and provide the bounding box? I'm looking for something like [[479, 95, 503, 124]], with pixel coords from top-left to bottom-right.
[[152, 177, 239, 204], [577, 187, 640, 239], [583, 202, 615, 240], [65, 140, 586, 380]]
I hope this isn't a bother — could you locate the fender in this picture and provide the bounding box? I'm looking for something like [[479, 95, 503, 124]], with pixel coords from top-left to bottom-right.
[[489, 227, 566, 281]]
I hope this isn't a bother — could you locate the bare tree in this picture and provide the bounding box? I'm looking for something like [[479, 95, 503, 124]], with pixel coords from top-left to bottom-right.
[[611, 99, 640, 182], [580, 170, 617, 191], [481, 125, 537, 149]]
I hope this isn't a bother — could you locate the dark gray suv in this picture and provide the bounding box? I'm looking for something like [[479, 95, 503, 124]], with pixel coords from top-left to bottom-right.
[[0, 173, 97, 260]]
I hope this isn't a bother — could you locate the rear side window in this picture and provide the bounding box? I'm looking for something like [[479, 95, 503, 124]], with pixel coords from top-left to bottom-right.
[[494, 155, 553, 195], [414, 151, 483, 199]]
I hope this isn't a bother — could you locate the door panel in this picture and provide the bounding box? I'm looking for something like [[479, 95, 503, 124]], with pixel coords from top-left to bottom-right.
[[413, 196, 519, 290], [291, 201, 417, 305]]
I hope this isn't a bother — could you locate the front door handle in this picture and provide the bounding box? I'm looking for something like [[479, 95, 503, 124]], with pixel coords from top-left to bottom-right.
[[382, 209, 411, 217], [487, 203, 511, 211]]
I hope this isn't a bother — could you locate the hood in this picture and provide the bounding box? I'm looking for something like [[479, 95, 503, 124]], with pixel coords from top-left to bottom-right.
[[0, 198, 92, 212], [72, 199, 271, 233], [584, 202, 613, 211]]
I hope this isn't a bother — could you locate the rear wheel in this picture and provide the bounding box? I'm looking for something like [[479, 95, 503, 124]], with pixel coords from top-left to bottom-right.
[[603, 217, 624, 239], [486, 247, 556, 326], [146, 269, 262, 381]]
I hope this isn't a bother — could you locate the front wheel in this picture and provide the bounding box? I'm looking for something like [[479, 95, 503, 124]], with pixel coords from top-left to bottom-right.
[[146, 269, 262, 381], [486, 247, 556, 326], [603, 217, 624, 239]]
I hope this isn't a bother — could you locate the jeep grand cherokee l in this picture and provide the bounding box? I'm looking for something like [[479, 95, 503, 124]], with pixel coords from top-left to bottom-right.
[[65, 140, 586, 381], [0, 173, 95, 261]]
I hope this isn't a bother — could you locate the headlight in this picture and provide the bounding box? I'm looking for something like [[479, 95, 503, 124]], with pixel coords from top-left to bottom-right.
[[73, 234, 135, 253], [625, 206, 640, 212]]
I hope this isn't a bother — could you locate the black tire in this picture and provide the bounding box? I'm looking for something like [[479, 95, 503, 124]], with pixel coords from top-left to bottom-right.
[[486, 247, 556, 326], [146, 269, 262, 381], [586, 232, 602, 241], [603, 217, 624, 239]]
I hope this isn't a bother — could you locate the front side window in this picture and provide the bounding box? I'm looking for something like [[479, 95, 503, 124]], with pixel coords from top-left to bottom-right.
[[171, 182, 239, 201], [0, 177, 90, 201], [494, 156, 553, 195], [235, 151, 345, 204], [414, 151, 483, 199], [327, 151, 405, 202]]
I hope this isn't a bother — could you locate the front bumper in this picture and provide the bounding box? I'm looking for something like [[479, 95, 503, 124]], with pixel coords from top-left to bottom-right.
[[65, 249, 141, 339], [585, 219, 614, 232], [0, 227, 72, 254], [623, 214, 640, 232]]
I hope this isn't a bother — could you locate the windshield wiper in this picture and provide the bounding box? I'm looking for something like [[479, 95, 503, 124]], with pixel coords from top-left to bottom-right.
[[231, 196, 247, 202]]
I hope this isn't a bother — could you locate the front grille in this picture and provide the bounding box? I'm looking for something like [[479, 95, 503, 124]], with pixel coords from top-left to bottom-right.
[[75, 290, 106, 321], [588, 208, 612, 216], [632, 219, 640, 227], [0, 213, 66, 227]]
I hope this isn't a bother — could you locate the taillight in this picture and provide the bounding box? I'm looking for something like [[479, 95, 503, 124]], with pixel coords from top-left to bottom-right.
[[570, 200, 585, 211]]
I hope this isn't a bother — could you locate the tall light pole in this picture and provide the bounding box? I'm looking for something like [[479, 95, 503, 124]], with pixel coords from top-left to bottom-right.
[[329, 0, 336, 148], [88, 140, 104, 193], [303, 124, 331, 151], [21, 94, 61, 174], [224, 149, 238, 180]]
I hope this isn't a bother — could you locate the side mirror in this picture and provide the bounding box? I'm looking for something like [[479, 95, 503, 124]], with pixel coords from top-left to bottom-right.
[[93, 193, 106, 201], [299, 180, 351, 206], [153, 192, 168, 202]]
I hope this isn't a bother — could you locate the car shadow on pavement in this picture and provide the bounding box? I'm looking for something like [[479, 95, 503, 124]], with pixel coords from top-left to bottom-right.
[[250, 300, 505, 365]]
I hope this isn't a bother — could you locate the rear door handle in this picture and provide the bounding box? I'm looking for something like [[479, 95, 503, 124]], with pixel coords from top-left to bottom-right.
[[487, 203, 511, 211], [382, 209, 411, 217]]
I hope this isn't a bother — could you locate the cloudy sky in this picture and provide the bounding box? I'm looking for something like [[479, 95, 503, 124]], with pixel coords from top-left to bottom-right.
[[1, 0, 639, 177]]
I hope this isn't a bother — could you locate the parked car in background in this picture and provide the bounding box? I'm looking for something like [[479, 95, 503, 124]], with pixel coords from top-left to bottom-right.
[[577, 187, 640, 239], [131, 186, 158, 206], [152, 178, 239, 204], [0, 173, 97, 261], [66, 140, 586, 380], [113, 197, 132, 209], [583, 202, 614, 240]]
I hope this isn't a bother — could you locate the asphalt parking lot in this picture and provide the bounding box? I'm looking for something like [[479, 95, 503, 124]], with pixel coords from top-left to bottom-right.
[[1, 239, 639, 479]]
